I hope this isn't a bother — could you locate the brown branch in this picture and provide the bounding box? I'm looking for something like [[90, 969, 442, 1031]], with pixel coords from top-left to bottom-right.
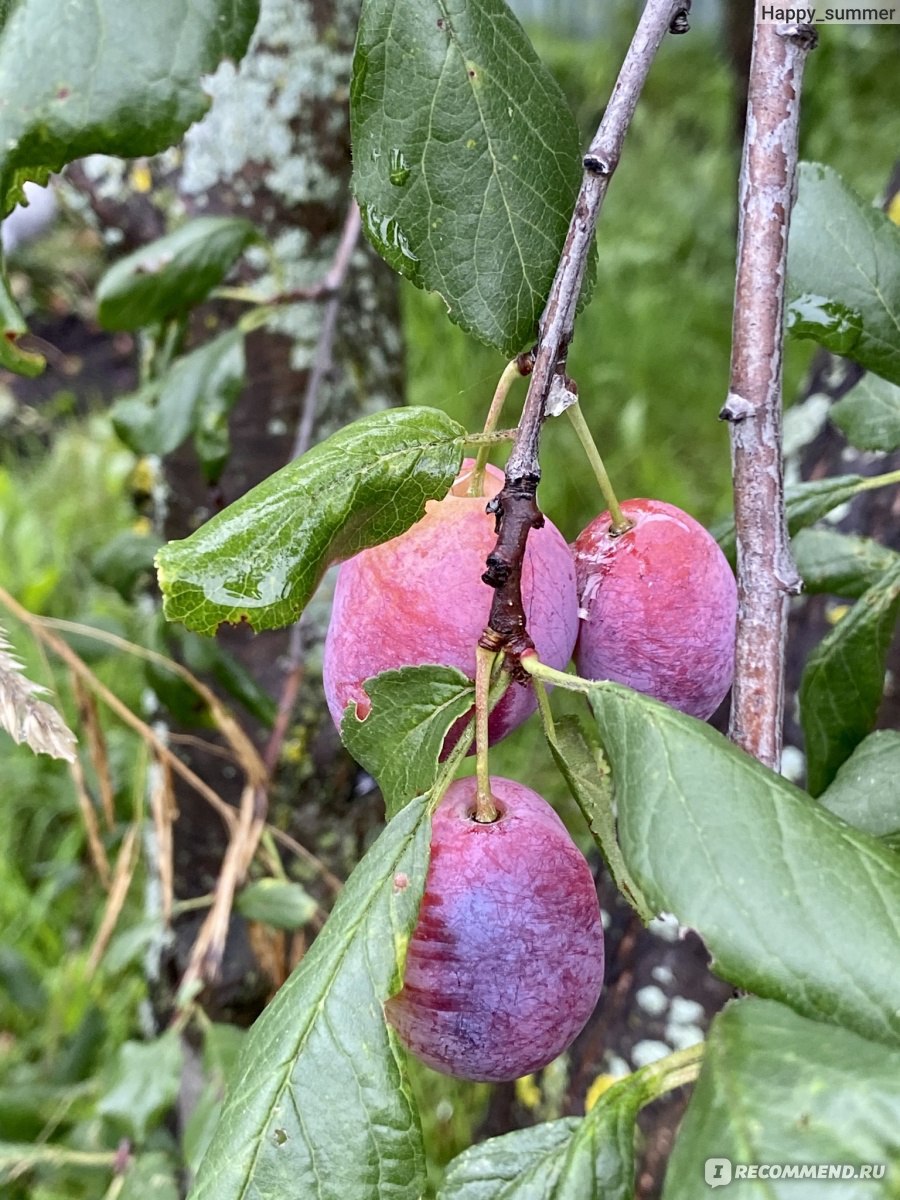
[[264, 201, 362, 778], [724, 20, 816, 769], [483, 0, 691, 652]]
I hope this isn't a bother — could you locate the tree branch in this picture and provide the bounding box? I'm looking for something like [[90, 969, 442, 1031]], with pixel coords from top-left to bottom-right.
[[482, 0, 691, 656], [724, 20, 816, 770]]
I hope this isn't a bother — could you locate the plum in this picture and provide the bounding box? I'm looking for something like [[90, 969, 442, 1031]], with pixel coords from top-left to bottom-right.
[[386, 776, 605, 1081], [572, 498, 737, 719], [323, 460, 578, 746]]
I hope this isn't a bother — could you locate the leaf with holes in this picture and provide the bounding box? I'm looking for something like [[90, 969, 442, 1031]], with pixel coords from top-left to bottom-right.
[[341, 666, 475, 819], [351, 0, 586, 355]]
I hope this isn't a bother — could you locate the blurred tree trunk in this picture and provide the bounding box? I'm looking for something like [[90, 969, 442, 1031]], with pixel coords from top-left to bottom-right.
[[69, 0, 404, 1022]]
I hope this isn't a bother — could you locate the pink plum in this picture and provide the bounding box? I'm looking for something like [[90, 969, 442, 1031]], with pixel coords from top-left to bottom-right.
[[573, 498, 737, 719], [323, 460, 578, 746], [385, 776, 605, 1081]]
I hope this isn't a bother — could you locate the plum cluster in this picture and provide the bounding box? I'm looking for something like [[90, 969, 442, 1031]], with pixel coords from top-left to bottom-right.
[[323, 462, 736, 1081]]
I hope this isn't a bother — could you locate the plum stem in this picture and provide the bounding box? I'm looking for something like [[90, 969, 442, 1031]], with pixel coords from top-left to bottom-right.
[[482, 0, 689, 656], [533, 675, 557, 741], [520, 655, 594, 695], [566, 402, 632, 534], [474, 645, 500, 822], [624, 1041, 704, 1106], [469, 357, 529, 497]]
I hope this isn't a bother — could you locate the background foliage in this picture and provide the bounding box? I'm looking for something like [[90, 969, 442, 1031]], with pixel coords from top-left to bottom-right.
[[1, 5, 899, 1198]]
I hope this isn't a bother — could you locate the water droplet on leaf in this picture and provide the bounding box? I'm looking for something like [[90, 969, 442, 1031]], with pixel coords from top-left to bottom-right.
[[388, 148, 410, 187], [786, 294, 863, 356]]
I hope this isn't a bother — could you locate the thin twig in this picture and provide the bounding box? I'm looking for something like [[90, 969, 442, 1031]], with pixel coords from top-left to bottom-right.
[[482, 0, 691, 656], [264, 201, 363, 779], [723, 20, 816, 769], [291, 200, 363, 460]]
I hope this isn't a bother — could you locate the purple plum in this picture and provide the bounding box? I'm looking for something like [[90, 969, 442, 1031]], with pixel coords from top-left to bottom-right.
[[386, 776, 605, 1082]]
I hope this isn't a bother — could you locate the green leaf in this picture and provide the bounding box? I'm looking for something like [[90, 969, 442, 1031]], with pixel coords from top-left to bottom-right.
[[157, 406, 465, 635], [588, 681, 900, 1047], [112, 329, 245, 477], [91, 530, 164, 600], [0, 0, 259, 375], [800, 559, 900, 796], [714, 474, 874, 564], [118, 1153, 180, 1200], [788, 163, 900, 386], [547, 714, 654, 923], [189, 795, 430, 1200], [97, 1031, 183, 1143], [351, 0, 585, 355], [0, 1, 258, 218], [0, 264, 44, 377], [97, 221, 259, 331], [439, 1120, 582, 1199], [236, 879, 318, 930], [664, 998, 900, 1199], [440, 1047, 698, 1199], [831, 373, 900, 452], [341, 666, 475, 818], [820, 731, 900, 842], [791, 528, 900, 599]]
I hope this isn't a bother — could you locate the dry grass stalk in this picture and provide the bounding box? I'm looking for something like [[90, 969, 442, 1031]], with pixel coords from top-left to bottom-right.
[[149, 754, 177, 924], [67, 751, 111, 888], [87, 824, 139, 973], [71, 674, 115, 829]]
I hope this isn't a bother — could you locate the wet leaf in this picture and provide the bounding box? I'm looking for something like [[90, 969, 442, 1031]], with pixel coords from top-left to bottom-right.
[[157, 407, 465, 635], [352, 0, 586, 354], [788, 163, 900, 386]]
